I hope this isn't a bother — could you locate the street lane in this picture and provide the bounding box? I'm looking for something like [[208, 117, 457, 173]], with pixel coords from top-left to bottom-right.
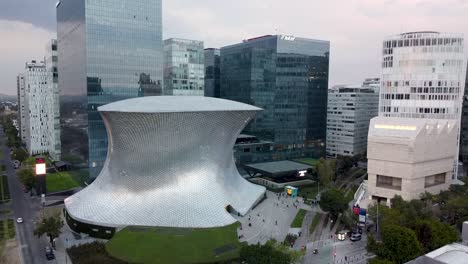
[[1, 126, 47, 264]]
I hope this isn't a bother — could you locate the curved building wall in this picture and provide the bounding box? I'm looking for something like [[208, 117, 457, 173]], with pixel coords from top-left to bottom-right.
[[65, 99, 266, 228]]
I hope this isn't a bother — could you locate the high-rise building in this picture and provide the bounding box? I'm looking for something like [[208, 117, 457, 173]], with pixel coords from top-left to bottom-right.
[[362, 77, 380, 93], [326, 85, 379, 157], [204, 48, 220, 97], [16, 74, 26, 141], [380, 32, 465, 119], [379, 31, 466, 177], [45, 39, 61, 161], [460, 63, 468, 167], [220, 35, 330, 160], [57, 0, 163, 177], [164, 38, 204, 96], [19, 61, 53, 156]]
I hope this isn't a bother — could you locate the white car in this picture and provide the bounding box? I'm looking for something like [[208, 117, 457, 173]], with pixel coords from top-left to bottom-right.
[[16, 218, 23, 223]]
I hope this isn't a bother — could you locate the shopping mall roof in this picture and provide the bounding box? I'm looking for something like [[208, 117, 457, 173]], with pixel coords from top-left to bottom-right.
[[244, 160, 312, 178]]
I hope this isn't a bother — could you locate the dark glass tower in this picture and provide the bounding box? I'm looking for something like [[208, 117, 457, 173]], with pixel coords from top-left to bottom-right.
[[204, 48, 220, 97], [57, 0, 163, 177], [460, 63, 468, 168], [220, 35, 329, 160]]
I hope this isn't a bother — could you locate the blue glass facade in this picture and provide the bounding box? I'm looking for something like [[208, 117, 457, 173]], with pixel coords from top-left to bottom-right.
[[204, 48, 221, 97], [220, 35, 329, 160], [57, 0, 163, 177]]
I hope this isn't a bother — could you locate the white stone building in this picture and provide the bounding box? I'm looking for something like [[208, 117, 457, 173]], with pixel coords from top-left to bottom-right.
[[163, 38, 204, 96], [326, 85, 379, 157], [16, 74, 26, 141], [367, 117, 457, 203], [45, 39, 61, 161], [19, 61, 51, 155]]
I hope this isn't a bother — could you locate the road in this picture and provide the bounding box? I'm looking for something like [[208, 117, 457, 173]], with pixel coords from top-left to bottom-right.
[[1, 126, 48, 264], [303, 232, 373, 264]]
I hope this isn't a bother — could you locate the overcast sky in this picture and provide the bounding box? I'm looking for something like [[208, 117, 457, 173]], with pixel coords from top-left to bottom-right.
[[0, 0, 467, 95]]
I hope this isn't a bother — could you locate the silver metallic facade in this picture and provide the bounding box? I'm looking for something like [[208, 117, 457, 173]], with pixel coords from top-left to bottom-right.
[[65, 96, 266, 228]]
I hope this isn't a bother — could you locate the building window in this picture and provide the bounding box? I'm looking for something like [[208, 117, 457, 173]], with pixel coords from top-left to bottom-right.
[[376, 175, 402, 190], [424, 173, 446, 188]]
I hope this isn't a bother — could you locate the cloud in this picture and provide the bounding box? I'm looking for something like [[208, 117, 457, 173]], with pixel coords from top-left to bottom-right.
[[0, 20, 55, 95], [1, 0, 468, 94], [0, 0, 57, 30], [164, 0, 468, 86]]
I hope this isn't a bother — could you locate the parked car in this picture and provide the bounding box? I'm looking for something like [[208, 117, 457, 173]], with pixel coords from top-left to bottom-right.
[[350, 233, 362, 242], [45, 247, 55, 260], [16, 218, 23, 223]]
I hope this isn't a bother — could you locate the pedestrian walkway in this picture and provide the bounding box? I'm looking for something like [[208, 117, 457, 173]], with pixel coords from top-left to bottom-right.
[[234, 191, 303, 245]]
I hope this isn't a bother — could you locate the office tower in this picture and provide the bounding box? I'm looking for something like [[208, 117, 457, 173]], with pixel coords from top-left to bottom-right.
[[45, 39, 61, 161], [204, 48, 220, 97], [220, 35, 330, 160], [57, 0, 163, 177], [460, 63, 468, 167], [379, 31, 466, 176], [326, 85, 379, 157], [362, 77, 380, 93], [380, 32, 465, 119], [16, 74, 26, 141], [164, 38, 204, 96], [19, 61, 53, 156]]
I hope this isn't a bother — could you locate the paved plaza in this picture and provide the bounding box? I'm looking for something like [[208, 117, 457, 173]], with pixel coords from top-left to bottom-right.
[[235, 190, 312, 245]]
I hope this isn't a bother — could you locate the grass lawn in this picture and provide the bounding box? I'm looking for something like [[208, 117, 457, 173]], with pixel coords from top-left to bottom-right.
[[291, 209, 307, 228], [68, 170, 90, 186], [309, 213, 322, 234], [294, 158, 318, 166], [106, 223, 242, 264], [46, 171, 80, 193], [0, 176, 10, 203], [0, 219, 16, 257], [297, 183, 321, 202]]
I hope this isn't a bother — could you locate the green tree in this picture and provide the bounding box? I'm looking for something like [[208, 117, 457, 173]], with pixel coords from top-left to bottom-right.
[[13, 148, 29, 162], [240, 240, 292, 264], [315, 158, 335, 186], [34, 213, 64, 248], [368, 258, 394, 264], [18, 168, 35, 191], [336, 155, 354, 175], [414, 219, 459, 252], [379, 225, 422, 263], [319, 188, 348, 220]]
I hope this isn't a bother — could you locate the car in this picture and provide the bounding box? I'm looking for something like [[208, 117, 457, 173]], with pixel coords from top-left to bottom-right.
[[350, 233, 362, 242], [45, 247, 55, 260], [16, 218, 23, 223]]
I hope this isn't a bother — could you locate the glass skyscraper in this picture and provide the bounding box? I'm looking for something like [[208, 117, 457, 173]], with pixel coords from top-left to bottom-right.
[[204, 48, 220, 97], [460, 63, 468, 167], [57, 0, 163, 177], [164, 38, 204, 96], [220, 35, 330, 160]]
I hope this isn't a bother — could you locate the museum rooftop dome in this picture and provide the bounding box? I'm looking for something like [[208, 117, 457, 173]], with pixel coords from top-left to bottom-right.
[[98, 96, 262, 113]]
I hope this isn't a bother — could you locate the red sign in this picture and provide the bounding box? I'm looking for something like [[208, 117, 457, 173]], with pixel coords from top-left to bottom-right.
[[353, 206, 360, 216], [36, 158, 45, 164]]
